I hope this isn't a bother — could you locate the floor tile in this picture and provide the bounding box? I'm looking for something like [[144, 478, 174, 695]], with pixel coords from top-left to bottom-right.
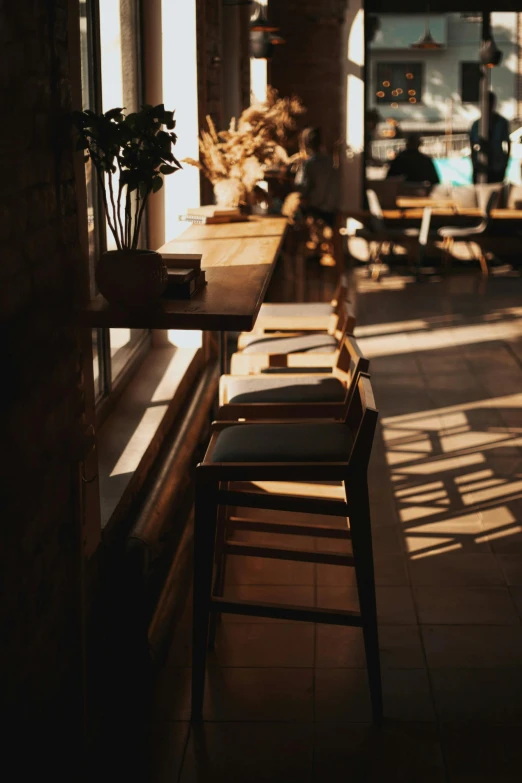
[[214, 622, 315, 667], [441, 722, 522, 783], [497, 554, 522, 584], [509, 586, 522, 619], [316, 553, 409, 587], [203, 666, 314, 722], [431, 668, 522, 722], [315, 668, 435, 722], [422, 625, 522, 668], [408, 552, 504, 586], [316, 585, 418, 625], [316, 624, 425, 669], [224, 554, 314, 585], [220, 584, 316, 623], [180, 723, 314, 783], [313, 722, 446, 783], [146, 722, 190, 783], [413, 586, 518, 624]]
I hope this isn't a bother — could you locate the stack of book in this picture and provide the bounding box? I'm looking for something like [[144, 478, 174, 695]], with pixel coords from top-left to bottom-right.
[[178, 205, 248, 225], [160, 252, 206, 299]]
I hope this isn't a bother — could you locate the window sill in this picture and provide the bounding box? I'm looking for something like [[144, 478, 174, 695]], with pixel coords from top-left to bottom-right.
[[96, 342, 203, 536]]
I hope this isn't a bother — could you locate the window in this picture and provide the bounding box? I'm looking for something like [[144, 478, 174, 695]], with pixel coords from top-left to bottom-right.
[[80, 0, 150, 405], [460, 62, 481, 103], [374, 63, 423, 105]]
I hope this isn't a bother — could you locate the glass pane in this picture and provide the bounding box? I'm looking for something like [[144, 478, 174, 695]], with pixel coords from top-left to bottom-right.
[[161, 0, 200, 239], [98, 1, 149, 383], [99, 0, 139, 251], [80, 1, 101, 388], [91, 328, 102, 399], [110, 328, 149, 382]]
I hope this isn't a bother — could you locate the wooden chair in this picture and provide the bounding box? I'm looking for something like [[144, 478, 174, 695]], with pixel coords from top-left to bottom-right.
[[230, 303, 356, 375], [246, 276, 348, 335], [236, 290, 352, 351], [219, 333, 368, 421], [438, 189, 499, 277], [191, 374, 382, 723]]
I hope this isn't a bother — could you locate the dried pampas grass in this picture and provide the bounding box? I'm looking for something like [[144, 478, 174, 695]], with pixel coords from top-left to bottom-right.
[[184, 87, 305, 205]]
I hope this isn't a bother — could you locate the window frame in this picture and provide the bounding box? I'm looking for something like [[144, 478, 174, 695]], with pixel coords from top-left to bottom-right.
[[374, 61, 424, 105], [81, 0, 152, 421], [460, 61, 481, 104]]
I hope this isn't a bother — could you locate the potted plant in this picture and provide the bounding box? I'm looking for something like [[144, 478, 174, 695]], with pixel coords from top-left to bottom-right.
[[73, 104, 181, 306], [184, 87, 305, 209]]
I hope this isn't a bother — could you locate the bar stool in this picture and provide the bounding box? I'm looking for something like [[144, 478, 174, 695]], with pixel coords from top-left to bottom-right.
[[218, 333, 368, 421], [230, 304, 356, 375], [242, 276, 348, 336], [191, 374, 382, 723]]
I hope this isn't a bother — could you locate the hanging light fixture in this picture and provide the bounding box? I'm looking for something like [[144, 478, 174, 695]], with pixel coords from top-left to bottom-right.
[[411, 6, 442, 50], [250, 1, 280, 33]]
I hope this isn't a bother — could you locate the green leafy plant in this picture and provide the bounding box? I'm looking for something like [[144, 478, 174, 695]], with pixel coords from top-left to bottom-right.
[[73, 104, 181, 250]]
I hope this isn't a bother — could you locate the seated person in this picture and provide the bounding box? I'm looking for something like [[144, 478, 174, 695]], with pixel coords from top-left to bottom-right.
[[386, 133, 440, 186], [294, 127, 340, 227]]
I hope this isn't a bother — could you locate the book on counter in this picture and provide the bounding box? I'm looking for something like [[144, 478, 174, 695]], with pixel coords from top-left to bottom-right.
[[162, 267, 206, 299], [178, 205, 248, 225], [160, 252, 202, 273]]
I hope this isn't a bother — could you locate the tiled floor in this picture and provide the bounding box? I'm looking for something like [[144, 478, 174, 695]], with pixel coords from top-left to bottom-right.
[[147, 268, 522, 782]]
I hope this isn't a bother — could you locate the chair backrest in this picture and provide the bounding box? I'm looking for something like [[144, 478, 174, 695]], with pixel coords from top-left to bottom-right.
[[484, 187, 500, 217], [419, 206, 432, 248], [475, 183, 503, 214], [473, 187, 500, 234], [334, 334, 370, 406], [366, 189, 385, 232], [330, 298, 356, 339], [331, 275, 348, 308], [343, 373, 379, 473]]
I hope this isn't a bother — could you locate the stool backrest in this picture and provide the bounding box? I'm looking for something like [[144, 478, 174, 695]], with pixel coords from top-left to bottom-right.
[[335, 334, 369, 406], [344, 373, 379, 472], [331, 275, 348, 308], [329, 298, 356, 339]]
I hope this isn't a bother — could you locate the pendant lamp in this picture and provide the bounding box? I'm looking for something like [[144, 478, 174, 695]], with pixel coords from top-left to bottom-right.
[[411, 7, 442, 50]]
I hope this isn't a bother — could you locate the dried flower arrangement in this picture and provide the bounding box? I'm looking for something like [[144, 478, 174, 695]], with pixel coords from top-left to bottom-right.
[[184, 87, 305, 207]]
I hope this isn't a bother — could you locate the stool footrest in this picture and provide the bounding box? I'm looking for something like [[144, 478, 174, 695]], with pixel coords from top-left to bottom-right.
[[220, 489, 349, 518], [225, 540, 354, 566], [211, 596, 362, 626], [229, 515, 351, 539]]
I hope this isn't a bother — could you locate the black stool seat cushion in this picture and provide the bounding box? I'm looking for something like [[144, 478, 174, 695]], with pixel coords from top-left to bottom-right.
[[241, 333, 338, 355], [225, 375, 346, 404], [210, 422, 353, 463], [259, 302, 333, 320]]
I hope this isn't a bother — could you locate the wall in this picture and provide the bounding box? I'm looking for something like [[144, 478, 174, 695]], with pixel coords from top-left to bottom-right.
[[0, 0, 89, 772], [270, 0, 348, 150], [368, 12, 519, 132], [196, 0, 250, 204]]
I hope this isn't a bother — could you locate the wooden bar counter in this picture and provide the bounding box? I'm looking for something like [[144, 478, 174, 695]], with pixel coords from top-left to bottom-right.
[[81, 216, 287, 331]]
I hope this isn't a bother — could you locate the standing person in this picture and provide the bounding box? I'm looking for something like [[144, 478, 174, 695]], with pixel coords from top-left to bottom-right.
[[386, 133, 440, 186], [470, 92, 510, 183]]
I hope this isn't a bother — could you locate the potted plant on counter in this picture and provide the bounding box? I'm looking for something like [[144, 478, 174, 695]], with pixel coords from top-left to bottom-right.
[[73, 104, 181, 306]]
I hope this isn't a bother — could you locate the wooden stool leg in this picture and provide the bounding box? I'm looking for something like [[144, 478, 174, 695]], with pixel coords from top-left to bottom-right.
[[191, 477, 219, 721], [348, 479, 383, 724], [208, 481, 230, 650]]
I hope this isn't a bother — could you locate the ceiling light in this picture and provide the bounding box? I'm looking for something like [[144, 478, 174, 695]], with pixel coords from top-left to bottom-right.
[[411, 6, 442, 50]]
